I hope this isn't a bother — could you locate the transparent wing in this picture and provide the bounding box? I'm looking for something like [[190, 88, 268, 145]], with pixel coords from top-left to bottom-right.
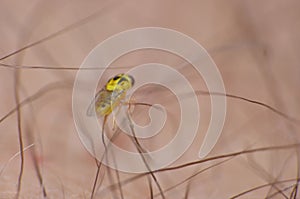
[[86, 89, 108, 117]]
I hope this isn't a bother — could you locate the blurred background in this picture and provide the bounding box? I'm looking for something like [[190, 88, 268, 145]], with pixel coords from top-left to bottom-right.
[[1, 0, 300, 198]]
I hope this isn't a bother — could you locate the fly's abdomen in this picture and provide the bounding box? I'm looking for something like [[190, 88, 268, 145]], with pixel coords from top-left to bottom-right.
[[88, 89, 126, 117]]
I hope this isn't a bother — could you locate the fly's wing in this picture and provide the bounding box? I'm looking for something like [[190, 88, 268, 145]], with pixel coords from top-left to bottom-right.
[[86, 89, 110, 117], [110, 89, 127, 109], [111, 89, 126, 101]]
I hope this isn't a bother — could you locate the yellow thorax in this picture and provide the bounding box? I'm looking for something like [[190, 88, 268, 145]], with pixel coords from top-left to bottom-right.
[[105, 73, 135, 92]]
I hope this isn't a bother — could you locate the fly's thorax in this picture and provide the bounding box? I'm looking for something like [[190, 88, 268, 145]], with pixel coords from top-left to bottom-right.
[[105, 73, 134, 92]]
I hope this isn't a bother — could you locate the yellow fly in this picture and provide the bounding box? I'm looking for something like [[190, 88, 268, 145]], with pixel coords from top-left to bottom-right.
[[87, 73, 165, 199], [87, 73, 135, 117]]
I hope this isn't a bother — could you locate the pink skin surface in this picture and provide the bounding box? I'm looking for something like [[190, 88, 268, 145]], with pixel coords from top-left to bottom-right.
[[1, 1, 300, 198]]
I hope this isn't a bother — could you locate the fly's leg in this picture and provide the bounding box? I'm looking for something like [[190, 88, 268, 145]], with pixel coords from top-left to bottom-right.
[[112, 105, 122, 132]]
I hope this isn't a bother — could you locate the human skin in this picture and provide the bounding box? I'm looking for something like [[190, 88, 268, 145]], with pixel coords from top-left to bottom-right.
[[1, 1, 300, 198]]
